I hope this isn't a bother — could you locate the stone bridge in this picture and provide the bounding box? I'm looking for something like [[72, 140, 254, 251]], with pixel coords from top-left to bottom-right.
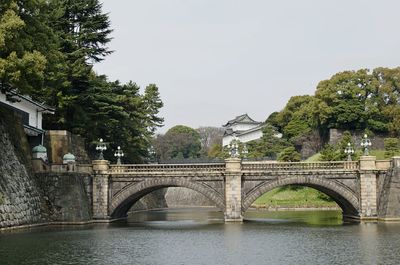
[[87, 156, 398, 222]]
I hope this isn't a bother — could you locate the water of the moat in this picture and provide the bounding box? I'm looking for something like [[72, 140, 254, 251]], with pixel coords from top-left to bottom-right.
[[1, 208, 400, 265]]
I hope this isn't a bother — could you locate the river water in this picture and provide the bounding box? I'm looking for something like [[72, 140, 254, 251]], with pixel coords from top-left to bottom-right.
[[1, 208, 400, 265]]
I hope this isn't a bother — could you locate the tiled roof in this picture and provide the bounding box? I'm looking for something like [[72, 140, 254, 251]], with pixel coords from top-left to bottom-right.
[[6, 91, 55, 113], [223, 114, 261, 127]]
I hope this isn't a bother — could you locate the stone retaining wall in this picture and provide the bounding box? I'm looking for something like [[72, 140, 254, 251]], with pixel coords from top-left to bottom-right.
[[0, 108, 44, 228], [34, 173, 92, 222]]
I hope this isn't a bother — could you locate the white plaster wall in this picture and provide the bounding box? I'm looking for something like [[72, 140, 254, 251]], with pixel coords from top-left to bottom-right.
[[230, 123, 259, 132], [238, 129, 263, 143], [223, 129, 263, 146], [223, 135, 233, 146], [0, 93, 39, 128]]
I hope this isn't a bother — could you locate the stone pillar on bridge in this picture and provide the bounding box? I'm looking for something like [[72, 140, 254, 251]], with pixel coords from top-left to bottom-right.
[[224, 158, 243, 222], [92, 160, 110, 220], [359, 156, 377, 219]]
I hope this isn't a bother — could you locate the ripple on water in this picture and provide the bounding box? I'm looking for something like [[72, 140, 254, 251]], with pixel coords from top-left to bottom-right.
[[1, 209, 400, 265]]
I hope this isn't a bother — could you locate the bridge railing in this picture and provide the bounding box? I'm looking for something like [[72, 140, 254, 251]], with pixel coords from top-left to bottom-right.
[[109, 163, 226, 174], [241, 161, 359, 171], [376, 160, 392, 170]]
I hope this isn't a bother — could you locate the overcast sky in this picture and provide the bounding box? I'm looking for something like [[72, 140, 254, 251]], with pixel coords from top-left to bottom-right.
[[95, 0, 400, 133]]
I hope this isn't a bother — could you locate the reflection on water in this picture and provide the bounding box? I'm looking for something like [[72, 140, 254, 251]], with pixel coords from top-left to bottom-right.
[[1, 208, 400, 265], [245, 209, 344, 226]]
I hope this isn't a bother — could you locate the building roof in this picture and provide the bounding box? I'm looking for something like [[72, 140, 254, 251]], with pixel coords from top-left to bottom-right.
[[223, 114, 261, 127], [223, 123, 265, 137], [23, 124, 45, 136], [6, 91, 55, 114]]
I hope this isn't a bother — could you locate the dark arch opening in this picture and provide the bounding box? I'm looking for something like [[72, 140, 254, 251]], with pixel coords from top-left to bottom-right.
[[242, 177, 360, 218], [110, 179, 225, 219]]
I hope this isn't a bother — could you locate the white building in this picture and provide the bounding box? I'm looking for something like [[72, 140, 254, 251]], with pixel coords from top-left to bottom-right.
[[222, 114, 265, 146], [0, 91, 54, 145]]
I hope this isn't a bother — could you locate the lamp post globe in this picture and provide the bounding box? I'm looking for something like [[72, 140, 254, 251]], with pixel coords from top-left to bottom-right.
[[114, 146, 124, 165], [360, 134, 372, 156], [95, 138, 107, 160], [344, 142, 354, 161]]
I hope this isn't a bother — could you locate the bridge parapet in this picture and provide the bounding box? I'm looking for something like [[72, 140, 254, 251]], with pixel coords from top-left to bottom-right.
[[376, 160, 392, 170], [109, 163, 226, 176], [241, 161, 359, 173]]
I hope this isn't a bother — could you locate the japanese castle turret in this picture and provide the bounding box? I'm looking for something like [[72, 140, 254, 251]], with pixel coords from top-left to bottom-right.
[[222, 114, 264, 146]]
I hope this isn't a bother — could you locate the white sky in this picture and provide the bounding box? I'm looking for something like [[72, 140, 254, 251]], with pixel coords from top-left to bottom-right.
[[95, 0, 400, 133]]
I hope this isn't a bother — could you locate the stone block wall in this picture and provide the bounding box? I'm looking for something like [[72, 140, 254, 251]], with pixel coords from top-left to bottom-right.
[[329, 128, 387, 150], [34, 173, 92, 222], [164, 187, 214, 208], [378, 157, 400, 219], [92, 174, 109, 219], [45, 130, 91, 164], [130, 189, 168, 211], [0, 107, 44, 228], [293, 130, 324, 159]]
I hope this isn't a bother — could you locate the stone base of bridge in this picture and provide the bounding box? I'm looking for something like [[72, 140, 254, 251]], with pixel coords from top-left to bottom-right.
[[359, 156, 378, 219], [224, 158, 243, 222], [92, 160, 111, 220]]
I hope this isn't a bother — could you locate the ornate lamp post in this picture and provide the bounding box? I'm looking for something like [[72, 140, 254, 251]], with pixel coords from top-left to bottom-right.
[[228, 139, 239, 158], [95, 138, 107, 160], [361, 134, 372, 156], [114, 146, 124, 165], [242, 144, 249, 158], [344, 142, 354, 161], [148, 145, 156, 163]]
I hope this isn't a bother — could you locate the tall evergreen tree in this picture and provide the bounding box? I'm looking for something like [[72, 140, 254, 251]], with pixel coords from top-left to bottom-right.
[[44, 0, 113, 129], [0, 0, 48, 96]]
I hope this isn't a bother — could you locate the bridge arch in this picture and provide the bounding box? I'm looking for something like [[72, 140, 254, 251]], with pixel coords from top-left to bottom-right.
[[242, 176, 360, 217], [110, 178, 225, 219]]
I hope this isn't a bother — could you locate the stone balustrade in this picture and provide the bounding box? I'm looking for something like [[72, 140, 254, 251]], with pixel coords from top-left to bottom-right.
[[241, 161, 359, 172], [109, 163, 226, 175], [376, 160, 392, 170], [109, 161, 363, 175], [35, 159, 392, 176]]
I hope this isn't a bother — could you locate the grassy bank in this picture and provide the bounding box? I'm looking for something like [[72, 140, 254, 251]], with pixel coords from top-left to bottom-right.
[[252, 186, 338, 208]]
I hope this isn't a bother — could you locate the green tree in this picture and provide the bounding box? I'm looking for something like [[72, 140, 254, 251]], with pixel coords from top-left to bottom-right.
[[208, 143, 226, 159], [275, 95, 320, 140], [384, 138, 400, 158], [320, 144, 339, 161], [315, 69, 389, 133], [320, 131, 356, 161], [372, 67, 400, 136], [44, 0, 113, 130], [154, 125, 201, 160], [0, 0, 48, 96], [247, 124, 289, 159], [277, 147, 301, 162], [142, 84, 164, 136]]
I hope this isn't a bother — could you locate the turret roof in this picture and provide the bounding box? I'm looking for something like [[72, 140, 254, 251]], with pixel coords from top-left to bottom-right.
[[223, 114, 261, 127]]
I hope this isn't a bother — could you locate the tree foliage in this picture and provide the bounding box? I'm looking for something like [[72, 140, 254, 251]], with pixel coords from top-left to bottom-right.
[[270, 67, 400, 146], [197, 127, 224, 156], [0, 0, 49, 96], [277, 147, 301, 162], [0, 0, 164, 163], [319, 131, 358, 161], [153, 125, 201, 160], [246, 124, 289, 159], [384, 138, 400, 158]]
